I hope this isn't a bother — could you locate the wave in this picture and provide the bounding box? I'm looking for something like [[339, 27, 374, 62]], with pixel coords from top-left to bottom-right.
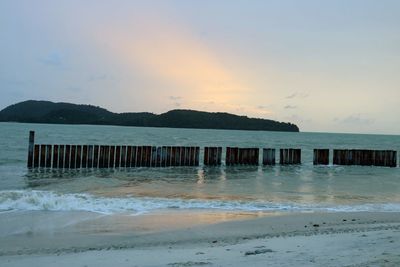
[[1, 190, 400, 215]]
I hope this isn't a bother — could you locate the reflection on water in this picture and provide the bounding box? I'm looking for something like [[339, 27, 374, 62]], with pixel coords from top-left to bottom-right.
[[20, 163, 400, 206]]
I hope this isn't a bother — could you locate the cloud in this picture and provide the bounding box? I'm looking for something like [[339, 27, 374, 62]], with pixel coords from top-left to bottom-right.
[[284, 105, 297, 109], [334, 114, 374, 125], [39, 52, 64, 67], [285, 92, 309, 99]]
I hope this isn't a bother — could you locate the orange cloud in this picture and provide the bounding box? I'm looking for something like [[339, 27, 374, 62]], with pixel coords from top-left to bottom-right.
[[94, 11, 255, 113]]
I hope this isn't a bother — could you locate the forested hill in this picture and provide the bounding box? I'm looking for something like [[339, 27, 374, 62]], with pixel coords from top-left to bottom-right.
[[0, 100, 299, 132]]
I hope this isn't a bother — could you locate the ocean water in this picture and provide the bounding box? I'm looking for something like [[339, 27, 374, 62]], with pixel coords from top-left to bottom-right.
[[0, 122, 399, 215]]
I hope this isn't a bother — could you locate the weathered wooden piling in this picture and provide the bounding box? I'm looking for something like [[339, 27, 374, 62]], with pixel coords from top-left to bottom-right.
[[70, 145, 76, 168], [263, 149, 276, 165], [280, 149, 301, 165], [120, 146, 127, 167], [26, 132, 398, 169], [65, 145, 71, 168], [58, 145, 65, 168], [226, 147, 259, 165], [313, 149, 329, 165], [204, 147, 222, 166], [226, 147, 239, 165], [146, 146, 152, 167], [39, 144, 46, 168], [27, 131, 35, 168], [45, 145, 52, 168], [334, 149, 397, 167], [53, 145, 59, 168], [92, 145, 98, 168], [113, 146, 120, 168], [81, 145, 88, 168], [132, 146, 138, 167], [33, 144, 40, 168], [195, 147, 200, 166], [76, 145, 82, 168]]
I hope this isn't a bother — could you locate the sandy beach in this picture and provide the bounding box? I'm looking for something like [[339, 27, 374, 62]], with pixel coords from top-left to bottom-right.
[[0, 211, 399, 266]]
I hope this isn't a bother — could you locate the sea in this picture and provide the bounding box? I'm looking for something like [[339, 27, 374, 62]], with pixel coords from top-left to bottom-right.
[[0, 122, 399, 215]]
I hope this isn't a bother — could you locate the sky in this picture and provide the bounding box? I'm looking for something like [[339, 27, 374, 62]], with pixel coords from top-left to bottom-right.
[[1, 0, 399, 134]]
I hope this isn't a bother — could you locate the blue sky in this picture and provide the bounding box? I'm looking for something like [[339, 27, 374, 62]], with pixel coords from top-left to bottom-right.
[[1, 0, 399, 134]]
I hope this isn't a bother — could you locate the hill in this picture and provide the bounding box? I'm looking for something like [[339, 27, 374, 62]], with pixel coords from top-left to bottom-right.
[[0, 100, 299, 132]]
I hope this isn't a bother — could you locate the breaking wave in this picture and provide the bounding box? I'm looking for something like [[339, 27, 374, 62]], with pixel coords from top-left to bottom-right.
[[1, 190, 400, 215]]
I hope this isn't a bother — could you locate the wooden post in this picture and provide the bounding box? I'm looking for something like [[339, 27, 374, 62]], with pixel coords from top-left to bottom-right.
[[217, 147, 222, 166], [70, 145, 76, 168], [185, 147, 191, 166], [45, 145, 52, 168], [141, 146, 147, 166], [233, 147, 239, 165], [155, 146, 161, 167], [179, 146, 185, 166], [130, 146, 136, 168], [98, 146, 104, 168], [121, 146, 127, 167], [204, 147, 209, 166], [65, 145, 71, 168], [76, 145, 82, 168], [93, 145, 99, 168], [280, 149, 301, 165], [33, 144, 40, 168], [114, 146, 120, 168], [195, 147, 200, 166], [391, 151, 397, 167], [238, 148, 245, 165], [58, 145, 65, 168], [263, 148, 275, 165], [166, 146, 171, 167], [226, 147, 231, 165], [82, 145, 88, 168], [104, 146, 110, 168], [109, 146, 114, 168], [280, 149, 286, 165], [53, 145, 59, 168], [313, 149, 329, 165], [160, 146, 166, 167], [146, 146, 152, 167], [136, 146, 142, 167], [151, 146, 157, 167], [174, 146, 181, 166], [126, 146, 132, 167], [204, 147, 221, 166], [40, 144, 46, 168], [253, 148, 259, 165], [294, 149, 301, 164], [27, 131, 35, 168], [372, 150, 396, 167], [109, 146, 115, 168], [170, 147, 176, 167]]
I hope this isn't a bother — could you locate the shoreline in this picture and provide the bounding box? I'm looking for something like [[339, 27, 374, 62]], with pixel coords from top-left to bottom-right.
[[1, 210, 400, 266]]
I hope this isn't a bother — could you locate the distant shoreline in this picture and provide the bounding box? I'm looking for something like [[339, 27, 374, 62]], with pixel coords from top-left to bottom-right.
[[0, 100, 299, 132]]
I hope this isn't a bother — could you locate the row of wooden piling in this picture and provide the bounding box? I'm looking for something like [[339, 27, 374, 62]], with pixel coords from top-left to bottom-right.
[[30, 143, 200, 169], [27, 131, 398, 169], [332, 149, 397, 167]]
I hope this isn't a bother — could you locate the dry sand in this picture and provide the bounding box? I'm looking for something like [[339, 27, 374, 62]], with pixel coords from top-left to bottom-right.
[[0, 211, 400, 266]]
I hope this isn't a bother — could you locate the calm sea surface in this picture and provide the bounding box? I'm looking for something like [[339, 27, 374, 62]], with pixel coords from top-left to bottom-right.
[[0, 122, 399, 214]]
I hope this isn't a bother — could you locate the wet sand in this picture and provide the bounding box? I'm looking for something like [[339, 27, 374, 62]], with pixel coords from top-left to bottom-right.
[[0, 211, 400, 266]]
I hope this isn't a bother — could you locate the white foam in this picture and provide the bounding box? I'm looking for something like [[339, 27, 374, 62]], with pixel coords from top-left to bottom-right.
[[0, 190, 400, 215]]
